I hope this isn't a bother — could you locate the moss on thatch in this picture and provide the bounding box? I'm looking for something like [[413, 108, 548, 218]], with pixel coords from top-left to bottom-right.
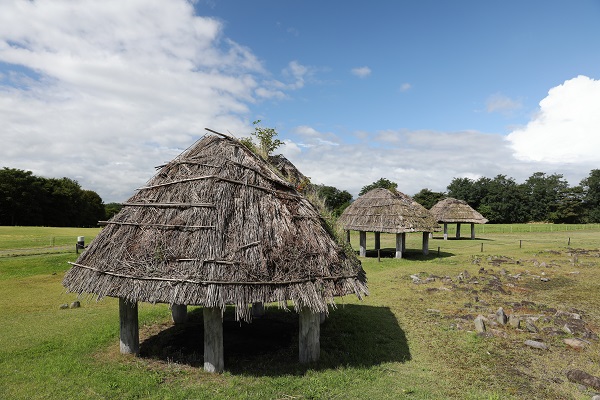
[[62, 131, 367, 322], [337, 188, 440, 233], [429, 197, 488, 224]]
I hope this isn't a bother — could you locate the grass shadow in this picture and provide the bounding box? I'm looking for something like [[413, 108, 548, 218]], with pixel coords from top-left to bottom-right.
[[139, 304, 410, 376]]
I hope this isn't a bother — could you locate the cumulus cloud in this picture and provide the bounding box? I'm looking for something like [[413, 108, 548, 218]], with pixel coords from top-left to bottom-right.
[[351, 66, 371, 78], [506, 75, 600, 164], [0, 0, 284, 202]]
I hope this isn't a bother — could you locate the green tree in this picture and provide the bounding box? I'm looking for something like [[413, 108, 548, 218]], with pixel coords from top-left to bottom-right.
[[550, 186, 584, 223], [0, 168, 45, 225], [313, 184, 353, 217], [478, 175, 528, 223], [522, 172, 570, 222], [241, 120, 283, 160], [413, 188, 445, 209], [104, 202, 123, 220], [359, 178, 398, 196], [580, 169, 600, 222], [447, 177, 478, 206], [79, 190, 106, 227]]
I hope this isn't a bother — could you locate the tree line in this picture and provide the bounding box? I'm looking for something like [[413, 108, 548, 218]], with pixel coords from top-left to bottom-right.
[[348, 171, 600, 224], [0, 167, 105, 227]]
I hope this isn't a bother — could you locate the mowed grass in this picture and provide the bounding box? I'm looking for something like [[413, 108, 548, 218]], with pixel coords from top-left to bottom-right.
[[0, 225, 599, 399]]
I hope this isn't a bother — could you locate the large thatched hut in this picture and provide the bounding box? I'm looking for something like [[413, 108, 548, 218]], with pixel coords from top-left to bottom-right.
[[62, 130, 367, 373], [429, 197, 488, 240], [337, 188, 440, 258]]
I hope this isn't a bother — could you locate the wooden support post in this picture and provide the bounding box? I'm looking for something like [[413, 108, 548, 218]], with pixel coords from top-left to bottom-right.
[[374, 231, 380, 252], [471, 223, 476, 239], [346, 230, 350, 243], [443, 223, 448, 240], [119, 298, 139, 355], [401, 232, 406, 252], [395, 233, 403, 259], [456, 223, 461, 239], [253, 302, 265, 317], [203, 307, 224, 373], [171, 304, 188, 324], [359, 231, 366, 257], [422, 231, 429, 255], [299, 307, 320, 363]]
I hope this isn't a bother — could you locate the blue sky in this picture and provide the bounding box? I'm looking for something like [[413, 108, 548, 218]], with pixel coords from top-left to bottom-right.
[[1, 1, 599, 202]]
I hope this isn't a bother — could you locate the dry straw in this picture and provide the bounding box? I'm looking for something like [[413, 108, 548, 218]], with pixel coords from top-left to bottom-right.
[[429, 197, 488, 224], [62, 131, 367, 322], [338, 188, 440, 233]]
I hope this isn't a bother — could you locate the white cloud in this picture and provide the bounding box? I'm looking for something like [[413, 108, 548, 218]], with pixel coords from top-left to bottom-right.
[[486, 93, 522, 115], [351, 66, 371, 78], [506, 75, 600, 163], [0, 0, 289, 202], [400, 83, 412, 92]]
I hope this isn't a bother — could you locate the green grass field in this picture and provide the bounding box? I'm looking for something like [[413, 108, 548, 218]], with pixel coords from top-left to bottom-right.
[[1, 225, 599, 399]]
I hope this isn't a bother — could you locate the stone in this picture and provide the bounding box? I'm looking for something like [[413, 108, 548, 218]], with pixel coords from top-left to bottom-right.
[[564, 338, 588, 350], [566, 370, 600, 391], [524, 340, 549, 350], [70, 301, 81, 309], [496, 307, 508, 325], [474, 315, 486, 333], [508, 315, 521, 329], [555, 310, 581, 320], [591, 395, 600, 400], [540, 277, 550, 282], [59, 303, 69, 309], [525, 319, 539, 333], [458, 270, 470, 281]]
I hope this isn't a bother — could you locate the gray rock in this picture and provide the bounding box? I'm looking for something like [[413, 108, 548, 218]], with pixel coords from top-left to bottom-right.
[[508, 315, 521, 329], [540, 277, 550, 282], [496, 307, 508, 325], [525, 319, 539, 333], [524, 340, 549, 350], [564, 338, 587, 350], [474, 315, 486, 333], [70, 301, 81, 309], [59, 303, 69, 309]]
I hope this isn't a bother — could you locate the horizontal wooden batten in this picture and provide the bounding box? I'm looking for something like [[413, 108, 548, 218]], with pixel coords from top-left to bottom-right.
[[121, 202, 215, 208], [98, 221, 215, 230]]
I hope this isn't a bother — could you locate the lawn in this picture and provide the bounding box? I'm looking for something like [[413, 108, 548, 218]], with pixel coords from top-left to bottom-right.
[[0, 225, 599, 399]]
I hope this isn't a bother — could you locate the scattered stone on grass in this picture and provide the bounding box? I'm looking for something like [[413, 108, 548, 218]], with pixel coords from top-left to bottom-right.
[[474, 315, 486, 333], [508, 314, 521, 329], [524, 339, 549, 350], [525, 319, 539, 333], [556, 310, 581, 320], [564, 338, 588, 350], [540, 277, 550, 282], [566, 370, 600, 391], [59, 303, 69, 309], [70, 301, 81, 309], [496, 307, 508, 325]]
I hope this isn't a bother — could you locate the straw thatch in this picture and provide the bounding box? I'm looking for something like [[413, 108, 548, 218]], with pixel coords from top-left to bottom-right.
[[338, 188, 440, 233], [268, 154, 307, 187], [429, 197, 488, 224], [63, 131, 367, 322]]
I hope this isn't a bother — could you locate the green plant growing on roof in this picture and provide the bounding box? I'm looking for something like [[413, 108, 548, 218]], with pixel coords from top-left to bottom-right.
[[240, 120, 284, 160]]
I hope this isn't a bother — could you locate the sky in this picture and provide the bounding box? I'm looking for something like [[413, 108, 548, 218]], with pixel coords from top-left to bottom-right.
[[1, 0, 600, 203]]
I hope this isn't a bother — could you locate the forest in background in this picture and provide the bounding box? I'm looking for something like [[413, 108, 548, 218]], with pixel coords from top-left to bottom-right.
[[2, 166, 600, 227]]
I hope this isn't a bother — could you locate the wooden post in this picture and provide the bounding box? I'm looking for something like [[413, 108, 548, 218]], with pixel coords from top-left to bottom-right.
[[374, 231, 380, 252], [299, 307, 320, 363], [395, 233, 403, 259], [171, 304, 188, 324], [401, 232, 406, 252], [203, 307, 224, 373], [422, 231, 429, 255], [470, 223, 476, 239], [346, 230, 350, 243], [359, 231, 366, 257], [253, 302, 265, 318], [119, 298, 139, 355], [443, 223, 448, 240], [456, 223, 461, 239]]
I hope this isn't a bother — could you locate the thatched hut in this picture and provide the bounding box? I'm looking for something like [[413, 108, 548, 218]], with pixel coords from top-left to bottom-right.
[[337, 188, 440, 258], [62, 130, 367, 373], [429, 197, 488, 240]]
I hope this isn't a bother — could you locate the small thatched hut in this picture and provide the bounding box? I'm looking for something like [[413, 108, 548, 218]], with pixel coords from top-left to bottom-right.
[[429, 197, 488, 240], [62, 130, 367, 373], [337, 188, 440, 258]]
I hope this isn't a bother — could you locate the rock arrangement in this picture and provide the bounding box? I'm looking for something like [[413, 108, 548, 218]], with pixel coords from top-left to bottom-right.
[[408, 252, 600, 395]]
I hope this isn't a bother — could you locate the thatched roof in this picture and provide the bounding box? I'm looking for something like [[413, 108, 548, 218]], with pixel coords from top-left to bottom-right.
[[268, 154, 307, 187], [429, 197, 488, 224], [338, 188, 440, 233], [63, 131, 367, 322]]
